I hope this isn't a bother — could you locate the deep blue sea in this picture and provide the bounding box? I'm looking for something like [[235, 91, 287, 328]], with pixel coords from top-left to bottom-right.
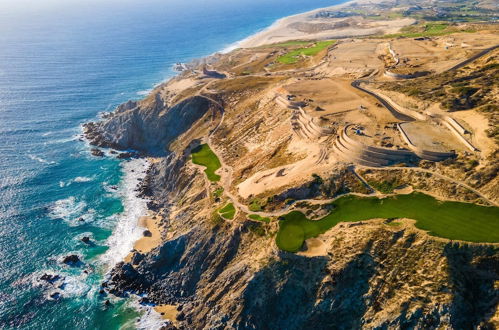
[[0, 0, 343, 328]]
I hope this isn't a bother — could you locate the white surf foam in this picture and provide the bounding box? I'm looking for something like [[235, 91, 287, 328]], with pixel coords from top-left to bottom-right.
[[135, 307, 167, 330], [137, 89, 152, 96], [28, 154, 57, 165], [61, 275, 91, 298], [60, 176, 95, 187], [48, 196, 89, 224], [99, 158, 149, 268]]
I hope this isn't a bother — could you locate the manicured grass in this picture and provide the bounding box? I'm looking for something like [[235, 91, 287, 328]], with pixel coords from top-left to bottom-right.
[[276, 192, 499, 252], [219, 203, 236, 220], [191, 144, 221, 182], [248, 214, 271, 223], [277, 40, 335, 64]]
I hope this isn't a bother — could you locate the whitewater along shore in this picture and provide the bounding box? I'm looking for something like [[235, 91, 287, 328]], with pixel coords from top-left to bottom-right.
[[83, 0, 499, 328]]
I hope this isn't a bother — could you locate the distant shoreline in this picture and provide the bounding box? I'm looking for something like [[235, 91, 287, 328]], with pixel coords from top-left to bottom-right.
[[236, 0, 394, 48]]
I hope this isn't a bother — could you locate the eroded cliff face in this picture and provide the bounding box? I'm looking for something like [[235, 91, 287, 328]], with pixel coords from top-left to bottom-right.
[[84, 92, 216, 154]]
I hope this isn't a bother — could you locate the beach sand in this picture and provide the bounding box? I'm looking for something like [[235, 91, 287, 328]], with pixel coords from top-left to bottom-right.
[[237, 0, 414, 48], [153, 304, 178, 322], [124, 215, 163, 262]]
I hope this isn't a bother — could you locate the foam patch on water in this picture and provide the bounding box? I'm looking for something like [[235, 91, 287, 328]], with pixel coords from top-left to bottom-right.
[[28, 154, 57, 165], [99, 158, 149, 268], [48, 197, 90, 224], [137, 89, 152, 96], [135, 307, 168, 330], [61, 275, 92, 298], [127, 298, 169, 330], [60, 176, 95, 187]]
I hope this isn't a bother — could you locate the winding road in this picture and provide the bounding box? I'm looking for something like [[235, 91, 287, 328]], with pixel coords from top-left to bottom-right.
[[192, 42, 499, 221]]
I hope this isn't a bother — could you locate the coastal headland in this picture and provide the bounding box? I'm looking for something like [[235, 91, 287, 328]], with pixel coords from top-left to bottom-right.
[[84, 0, 499, 328]]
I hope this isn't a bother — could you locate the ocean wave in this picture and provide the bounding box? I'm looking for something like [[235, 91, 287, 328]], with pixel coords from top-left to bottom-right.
[[99, 158, 149, 268], [48, 197, 93, 225], [28, 154, 57, 165], [60, 275, 91, 298], [60, 176, 95, 187], [135, 305, 167, 330]]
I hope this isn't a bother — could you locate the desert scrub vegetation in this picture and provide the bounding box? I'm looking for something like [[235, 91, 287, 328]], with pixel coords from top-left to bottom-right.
[[249, 198, 266, 212], [379, 53, 498, 129]]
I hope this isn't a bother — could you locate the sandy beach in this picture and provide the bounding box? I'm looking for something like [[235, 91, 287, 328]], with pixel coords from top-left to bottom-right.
[[124, 215, 163, 263], [238, 0, 414, 47]]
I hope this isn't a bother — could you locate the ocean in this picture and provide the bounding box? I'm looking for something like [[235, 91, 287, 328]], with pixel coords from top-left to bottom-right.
[[0, 0, 343, 328]]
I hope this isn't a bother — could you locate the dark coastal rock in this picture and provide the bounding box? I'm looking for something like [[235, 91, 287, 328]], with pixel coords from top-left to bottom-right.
[[131, 252, 145, 265], [159, 322, 178, 330], [90, 148, 105, 157], [176, 311, 185, 321], [83, 95, 214, 155], [117, 152, 137, 159], [147, 201, 160, 211], [143, 230, 152, 237], [81, 237, 91, 244], [40, 274, 60, 284], [49, 292, 61, 300], [62, 254, 81, 266]]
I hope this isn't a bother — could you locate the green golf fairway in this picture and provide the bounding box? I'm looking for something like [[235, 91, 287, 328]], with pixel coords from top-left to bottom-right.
[[276, 192, 499, 252], [191, 144, 222, 182]]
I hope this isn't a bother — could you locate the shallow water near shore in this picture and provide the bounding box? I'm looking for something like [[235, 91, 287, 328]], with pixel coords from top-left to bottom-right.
[[0, 0, 345, 328]]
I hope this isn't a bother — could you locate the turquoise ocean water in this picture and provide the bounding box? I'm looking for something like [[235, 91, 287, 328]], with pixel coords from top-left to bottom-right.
[[0, 0, 343, 328]]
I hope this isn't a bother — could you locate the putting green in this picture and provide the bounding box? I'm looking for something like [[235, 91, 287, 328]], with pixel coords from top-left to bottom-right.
[[191, 144, 221, 182], [276, 192, 499, 252], [219, 203, 236, 220]]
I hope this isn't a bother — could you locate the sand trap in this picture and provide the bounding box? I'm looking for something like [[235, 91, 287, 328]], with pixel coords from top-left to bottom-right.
[[297, 237, 328, 257]]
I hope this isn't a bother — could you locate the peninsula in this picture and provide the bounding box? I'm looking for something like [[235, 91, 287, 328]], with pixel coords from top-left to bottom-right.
[[84, 0, 499, 328]]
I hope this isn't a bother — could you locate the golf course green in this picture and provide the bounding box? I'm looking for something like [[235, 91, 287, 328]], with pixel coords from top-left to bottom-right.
[[276, 192, 499, 252], [219, 202, 236, 220], [191, 144, 222, 182]]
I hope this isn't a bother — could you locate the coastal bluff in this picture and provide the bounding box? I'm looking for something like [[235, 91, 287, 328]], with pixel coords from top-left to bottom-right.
[[84, 92, 218, 155]]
